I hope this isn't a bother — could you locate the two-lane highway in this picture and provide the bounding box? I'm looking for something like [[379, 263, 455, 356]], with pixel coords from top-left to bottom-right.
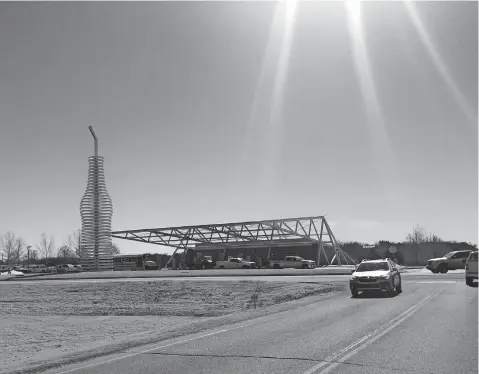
[[40, 276, 478, 374]]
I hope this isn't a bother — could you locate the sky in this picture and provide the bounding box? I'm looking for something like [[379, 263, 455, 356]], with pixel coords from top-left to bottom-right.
[[0, 1, 477, 256]]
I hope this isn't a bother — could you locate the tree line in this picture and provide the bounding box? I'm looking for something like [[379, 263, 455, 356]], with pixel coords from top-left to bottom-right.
[[0, 229, 120, 265], [340, 224, 476, 248], [338, 224, 477, 265]]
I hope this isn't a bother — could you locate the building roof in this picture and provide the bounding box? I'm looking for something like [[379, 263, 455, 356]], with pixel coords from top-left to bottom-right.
[[112, 215, 355, 265], [112, 216, 332, 250], [194, 238, 316, 250]]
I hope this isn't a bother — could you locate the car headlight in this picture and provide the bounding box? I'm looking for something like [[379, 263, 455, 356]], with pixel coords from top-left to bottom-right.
[[350, 276, 357, 280], [380, 274, 390, 279]]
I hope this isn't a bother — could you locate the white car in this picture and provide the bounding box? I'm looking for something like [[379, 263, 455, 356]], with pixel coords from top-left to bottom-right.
[[0, 269, 25, 277], [465, 251, 478, 287], [215, 258, 256, 269]]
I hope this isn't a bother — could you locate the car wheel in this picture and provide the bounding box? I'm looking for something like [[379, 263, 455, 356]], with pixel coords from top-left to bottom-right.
[[396, 277, 402, 294], [219, 265, 225, 269], [242, 265, 249, 269], [387, 280, 396, 297], [438, 264, 448, 273], [466, 277, 474, 287], [351, 287, 359, 298], [273, 264, 280, 269]]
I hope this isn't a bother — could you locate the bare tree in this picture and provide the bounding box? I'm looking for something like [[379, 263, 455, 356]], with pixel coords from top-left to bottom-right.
[[37, 233, 55, 259], [13, 237, 25, 264], [405, 225, 427, 244], [66, 229, 83, 258], [0, 232, 17, 264], [426, 232, 442, 243], [105, 242, 120, 255], [22, 246, 32, 263], [30, 249, 39, 261], [57, 245, 75, 259], [405, 225, 427, 266]]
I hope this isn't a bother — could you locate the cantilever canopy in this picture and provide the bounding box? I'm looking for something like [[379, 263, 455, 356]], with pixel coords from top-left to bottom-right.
[[112, 216, 355, 265]]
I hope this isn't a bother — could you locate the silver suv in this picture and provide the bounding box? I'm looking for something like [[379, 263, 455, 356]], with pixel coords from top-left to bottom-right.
[[426, 250, 471, 273], [350, 259, 402, 298]]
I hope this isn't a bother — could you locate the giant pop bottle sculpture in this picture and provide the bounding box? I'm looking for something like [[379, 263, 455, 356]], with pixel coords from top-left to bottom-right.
[[80, 127, 114, 271]]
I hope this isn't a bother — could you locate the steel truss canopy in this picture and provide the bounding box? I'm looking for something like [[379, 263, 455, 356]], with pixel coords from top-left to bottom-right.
[[112, 216, 355, 265]]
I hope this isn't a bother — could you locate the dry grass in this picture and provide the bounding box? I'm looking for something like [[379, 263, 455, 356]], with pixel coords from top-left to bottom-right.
[[0, 280, 342, 317], [0, 280, 343, 374]]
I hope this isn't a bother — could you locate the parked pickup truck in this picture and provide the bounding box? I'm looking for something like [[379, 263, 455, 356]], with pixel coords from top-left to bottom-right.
[[215, 258, 256, 269], [270, 256, 316, 269]]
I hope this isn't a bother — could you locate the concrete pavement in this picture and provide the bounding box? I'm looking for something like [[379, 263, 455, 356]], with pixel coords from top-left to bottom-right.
[[36, 275, 478, 374]]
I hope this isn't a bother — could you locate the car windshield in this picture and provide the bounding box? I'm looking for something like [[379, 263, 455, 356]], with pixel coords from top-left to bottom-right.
[[444, 252, 455, 258], [356, 262, 389, 272]]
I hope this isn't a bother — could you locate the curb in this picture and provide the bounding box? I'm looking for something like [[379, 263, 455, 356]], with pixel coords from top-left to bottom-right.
[[2, 268, 428, 282], [3, 271, 355, 282]]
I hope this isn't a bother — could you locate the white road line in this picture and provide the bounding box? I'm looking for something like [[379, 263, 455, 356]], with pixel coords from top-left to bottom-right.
[[415, 281, 458, 284], [52, 309, 292, 374], [300, 289, 444, 374], [54, 324, 249, 374]]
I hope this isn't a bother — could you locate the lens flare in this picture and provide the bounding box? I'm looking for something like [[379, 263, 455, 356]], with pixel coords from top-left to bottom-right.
[[238, 0, 298, 188], [345, 0, 399, 196], [403, 0, 477, 124]]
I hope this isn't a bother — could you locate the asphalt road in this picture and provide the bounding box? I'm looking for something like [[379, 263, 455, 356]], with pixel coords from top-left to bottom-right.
[[40, 273, 477, 374]]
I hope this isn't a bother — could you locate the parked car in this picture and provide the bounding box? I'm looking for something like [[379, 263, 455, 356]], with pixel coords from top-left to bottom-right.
[[31, 265, 47, 273], [57, 264, 75, 273], [426, 250, 472, 273], [187, 258, 215, 270], [144, 261, 159, 270], [200, 257, 215, 269], [73, 265, 83, 272], [465, 251, 478, 287], [269, 256, 316, 269], [349, 259, 402, 298], [215, 258, 256, 269], [13, 266, 30, 273]]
